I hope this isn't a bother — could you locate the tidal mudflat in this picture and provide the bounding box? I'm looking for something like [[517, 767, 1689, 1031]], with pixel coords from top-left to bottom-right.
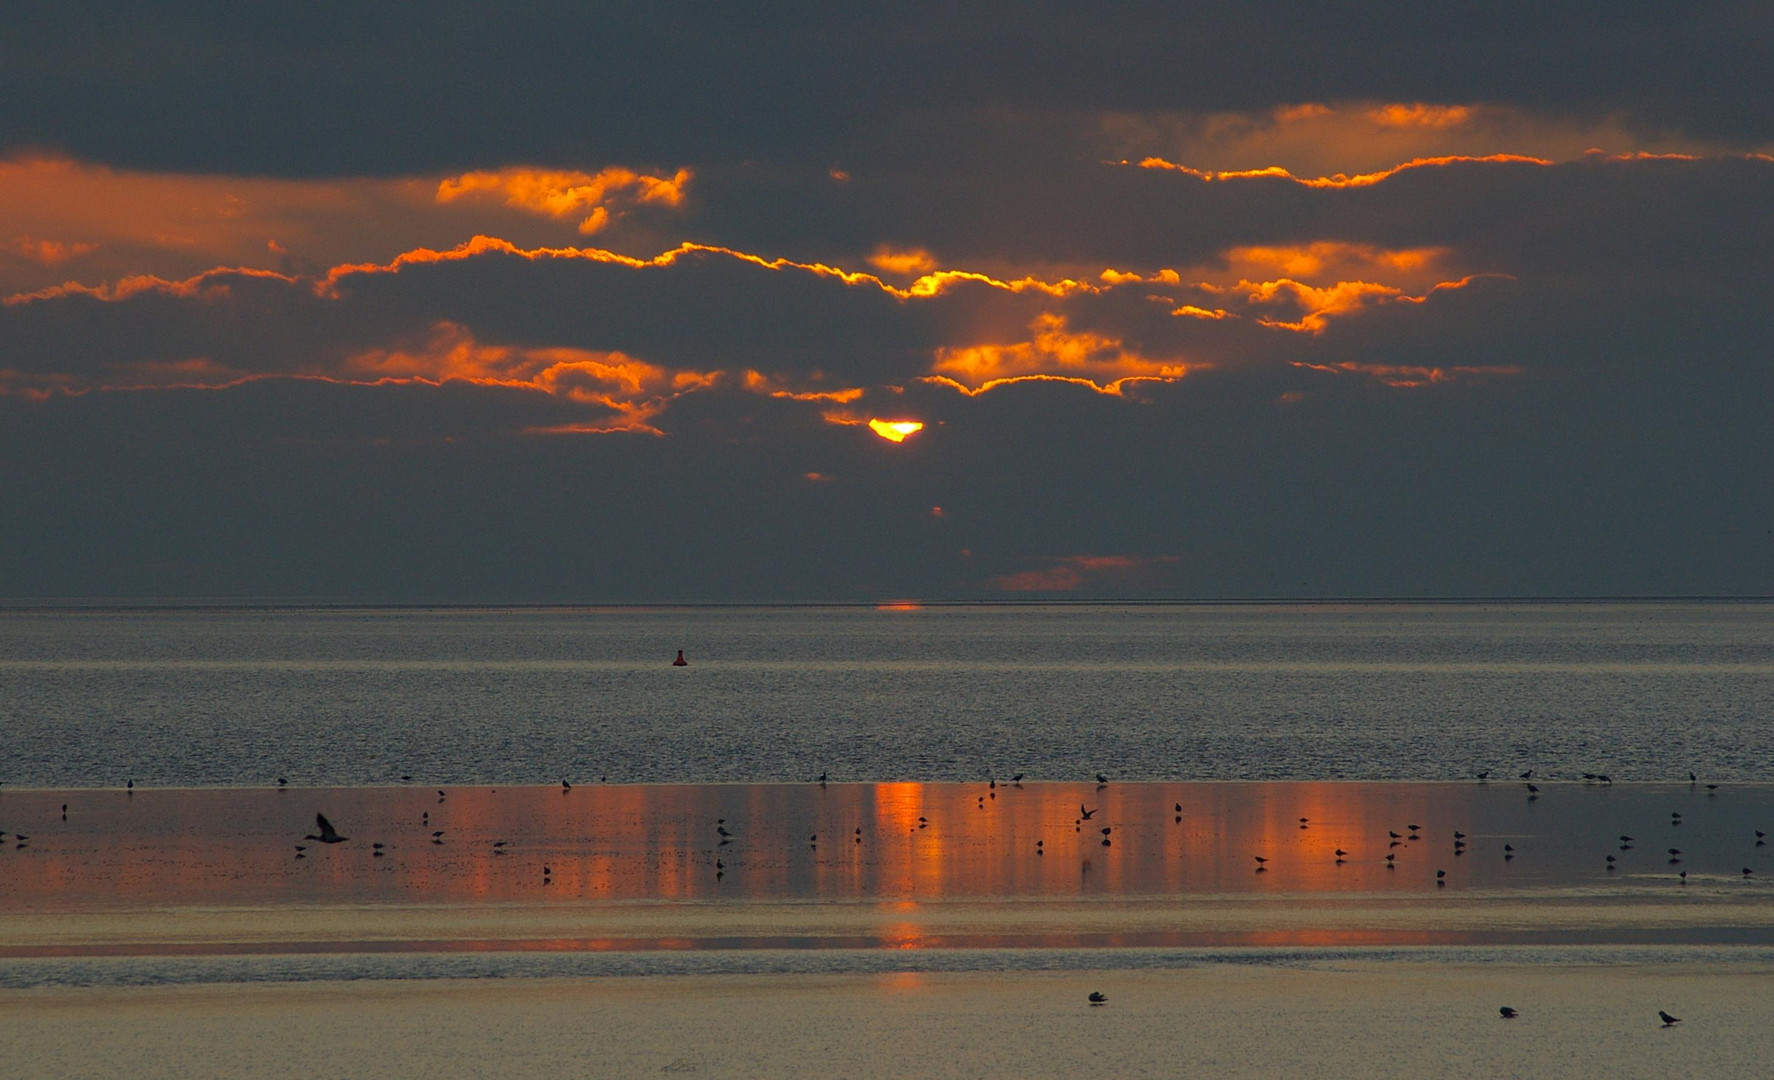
[[4, 781, 1772, 1077]]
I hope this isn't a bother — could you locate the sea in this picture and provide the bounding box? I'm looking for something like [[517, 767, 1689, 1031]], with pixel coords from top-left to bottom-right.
[[3, 601, 1771, 787]]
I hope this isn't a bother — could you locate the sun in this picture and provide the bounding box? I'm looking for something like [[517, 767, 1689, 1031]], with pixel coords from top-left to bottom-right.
[[868, 419, 924, 443]]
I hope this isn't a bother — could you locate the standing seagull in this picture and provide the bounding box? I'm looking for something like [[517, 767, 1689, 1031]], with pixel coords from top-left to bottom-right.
[[304, 814, 349, 843]]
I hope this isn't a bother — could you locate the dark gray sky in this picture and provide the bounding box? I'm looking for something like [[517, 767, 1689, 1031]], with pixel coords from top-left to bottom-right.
[[2, 3, 1771, 600]]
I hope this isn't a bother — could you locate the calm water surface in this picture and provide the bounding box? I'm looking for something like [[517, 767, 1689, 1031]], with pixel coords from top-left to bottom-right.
[[2, 603, 1772, 786]]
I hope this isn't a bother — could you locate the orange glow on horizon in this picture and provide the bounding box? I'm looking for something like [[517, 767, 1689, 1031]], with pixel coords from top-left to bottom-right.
[[868, 418, 924, 442]]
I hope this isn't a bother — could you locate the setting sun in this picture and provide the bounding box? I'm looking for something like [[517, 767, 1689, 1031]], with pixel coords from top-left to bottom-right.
[[868, 419, 924, 442]]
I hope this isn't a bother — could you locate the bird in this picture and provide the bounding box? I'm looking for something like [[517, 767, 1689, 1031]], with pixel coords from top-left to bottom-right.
[[1389, 831, 1402, 839], [276, 778, 287, 787], [1174, 803, 1183, 813], [1096, 774, 1108, 785], [1013, 774, 1024, 783], [561, 779, 571, 791], [1088, 992, 1106, 1006], [1607, 855, 1616, 866], [818, 773, 827, 786], [1335, 849, 1348, 858], [1477, 771, 1491, 780], [1525, 784, 1539, 794], [1659, 1010, 1681, 1027], [1080, 806, 1097, 820], [1620, 835, 1635, 842], [1744, 867, 1755, 876], [1436, 869, 1446, 884], [1519, 770, 1533, 780], [1679, 871, 1688, 882], [304, 814, 348, 843], [1453, 831, 1466, 840], [1253, 855, 1267, 865], [1499, 1006, 1517, 1019]]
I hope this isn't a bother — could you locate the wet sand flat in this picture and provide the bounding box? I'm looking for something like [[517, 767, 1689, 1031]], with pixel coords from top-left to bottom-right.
[[4, 782, 1774, 955], [5, 783, 1773, 1077], [7, 961, 1774, 1079]]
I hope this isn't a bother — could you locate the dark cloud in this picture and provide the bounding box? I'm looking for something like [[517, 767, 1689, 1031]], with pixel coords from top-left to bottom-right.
[[3, 8, 1770, 600], [3, 4, 1770, 175]]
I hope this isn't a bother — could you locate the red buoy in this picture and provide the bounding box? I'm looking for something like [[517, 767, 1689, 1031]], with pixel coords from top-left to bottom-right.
[[673, 650, 688, 666]]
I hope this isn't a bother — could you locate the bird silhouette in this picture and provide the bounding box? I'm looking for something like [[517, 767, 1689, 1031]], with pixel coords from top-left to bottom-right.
[[1080, 805, 1097, 820], [1088, 992, 1106, 1005], [304, 814, 348, 843], [1499, 1006, 1517, 1019], [1659, 1010, 1681, 1027]]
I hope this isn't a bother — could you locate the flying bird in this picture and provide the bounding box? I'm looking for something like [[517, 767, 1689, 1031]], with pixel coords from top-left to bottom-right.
[[304, 814, 348, 843], [1080, 805, 1097, 820]]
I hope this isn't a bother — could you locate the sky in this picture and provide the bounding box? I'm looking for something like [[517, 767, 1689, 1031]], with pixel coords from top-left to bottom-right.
[[3, 3, 1772, 601]]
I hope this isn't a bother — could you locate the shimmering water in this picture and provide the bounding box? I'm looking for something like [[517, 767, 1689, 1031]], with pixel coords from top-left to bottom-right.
[[2, 602, 1772, 786]]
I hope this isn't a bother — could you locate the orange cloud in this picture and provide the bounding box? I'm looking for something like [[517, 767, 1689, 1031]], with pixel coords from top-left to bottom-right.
[[741, 370, 866, 403], [928, 313, 1185, 393], [1196, 273, 1503, 334], [868, 247, 939, 275], [1368, 103, 1473, 129], [4, 235, 98, 266], [1292, 360, 1524, 388], [1101, 101, 1750, 182], [1222, 242, 1448, 280], [988, 554, 1180, 592], [299, 236, 1098, 304], [1135, 153, 1553, 189], [343, 322, 718, 431], [435, 166, 692, 235]]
